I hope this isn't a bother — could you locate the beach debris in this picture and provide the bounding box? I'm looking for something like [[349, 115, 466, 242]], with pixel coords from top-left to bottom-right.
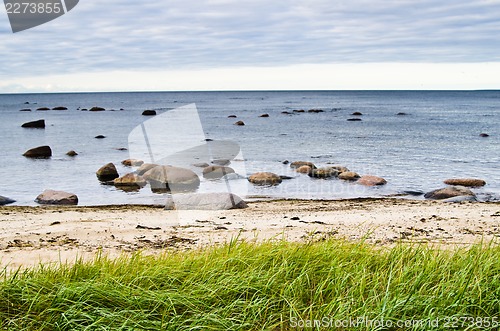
[[50, 221, 61, 226], [291, 216, 300, 220], [338, 171, 361, 181], [89, 106, 105, 111], [290, 161, 316, 169], [121, 159, 144, 167], [234, 120, 245, 126], [52, 106, 68, 110], [66, 150, 78, 157], [142, 110, 157, 116], [309, 167, 339, 179], [21, 119, 45, 128], [443, 178, 486, 187], [113, 173, 147, 189], [143, 165, 200, 193], [35, 189, 78, 205], [248, 172, 282, 186], [23, 145, 52, 158], [215, 226, 229, 230], [164, 192, 247, 210], [424, 186, 475, 200], [357, 175, 387, 186], [136, 225, 161, 230], [202, 166, 235, 179], [96, 162, 119, 182], [0, 195, 15, 206]]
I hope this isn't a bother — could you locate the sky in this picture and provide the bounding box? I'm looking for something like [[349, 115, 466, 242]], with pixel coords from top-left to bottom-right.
[[1, 0, 500, 92]]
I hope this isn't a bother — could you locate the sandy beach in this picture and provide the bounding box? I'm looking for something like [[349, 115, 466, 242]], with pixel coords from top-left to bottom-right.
[[1, 198, 499, 270]]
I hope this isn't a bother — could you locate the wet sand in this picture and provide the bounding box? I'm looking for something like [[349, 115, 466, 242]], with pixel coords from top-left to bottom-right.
[[1, 198, 499, 270]]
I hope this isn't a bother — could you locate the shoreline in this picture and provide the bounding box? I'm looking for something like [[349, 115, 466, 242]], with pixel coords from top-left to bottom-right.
[[1, 198, 499, 270]]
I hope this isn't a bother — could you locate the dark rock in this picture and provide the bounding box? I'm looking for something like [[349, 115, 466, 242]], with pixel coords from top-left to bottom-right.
[[35, 190, 78, 205], [36, 107, 50, 111], [328, 165, 350, 173], [357, 175, 387, 186], [479, 133, 489, 137], [24, 102, 30, 104], [308, 109, 324, 113], [309, 167, 339, 179], [89, 106, 106, 111], [338, 171, 360, 181], [52, 106, 68, 110], [403, 190, 424, 196], [234, 121, 245, 126], [397, 112, 408, 116], [351, 112, 363, 116], [121, 159, 144, 167], [0, 196, 15, 206], [424, 186, 475, 200], [21, 119, 45, 128], [228, 115, 237, 118], [115, 147, 128, 151], [19, 108, 31, 112], [192, 162, 210, 168], [259, 114, 269, 117], [211, 159, 231, 166], [142, 110, 157, 116], [165, 192, 247, 210], [96, 163, 119, 182], [95, 135, 106, 139], [81, 108, 88, 111], [66, 150, 78, 157], [281, 111, 291, 114], [279, 175, 294, 180], [282, 160, 289, 164], [347, 118, 362, 121], [290, 161, 316, 169], [23, 145, 52, 158], [203, 166, 235, 179], [143, 165, 200, 193], [443, 178, 486, 187], [248, 172, 282, 186], [293, 109, 305, 113]]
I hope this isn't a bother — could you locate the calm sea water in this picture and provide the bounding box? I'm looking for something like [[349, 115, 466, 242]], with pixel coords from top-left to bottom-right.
[[0, 91, 498, 205]]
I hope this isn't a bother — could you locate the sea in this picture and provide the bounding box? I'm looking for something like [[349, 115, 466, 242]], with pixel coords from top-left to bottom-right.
[[0, 90, 498, 206]]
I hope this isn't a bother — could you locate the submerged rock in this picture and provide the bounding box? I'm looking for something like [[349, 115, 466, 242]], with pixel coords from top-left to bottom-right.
[[296, 165, 313, 174], [290, 161, 316, 169], [113, 173, 147, 188], [259, 113, 270, 117], [443, 178, 486, 187], [248, 172, 282, 186], [52, 106, 68, 110], [122, 159, 144, 167], [89, 106, 106, 111], [338, 171, 360, 181], [424, 186, 475, 200], [0, 196, 15, 205], [142, 110, 157, 116], [202, 166, 235, 179], [234, 121, 245, 126], [357, 175, 387, 186], [23, 145, 52, 158], [66, 150, 78, 157], [165, 192, 247, 210], [309, 167, 339, 179], [35, 190, 78, 205]]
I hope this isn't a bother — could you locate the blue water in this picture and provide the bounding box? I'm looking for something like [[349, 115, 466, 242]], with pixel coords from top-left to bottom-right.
[[0, 91, 498, 205]]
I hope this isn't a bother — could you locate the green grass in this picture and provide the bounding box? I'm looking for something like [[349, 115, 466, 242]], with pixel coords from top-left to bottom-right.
[[1, 239, 499, 330]]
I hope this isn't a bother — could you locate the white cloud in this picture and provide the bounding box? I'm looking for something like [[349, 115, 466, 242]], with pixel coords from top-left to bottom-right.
[[1, 0, 500, 91]]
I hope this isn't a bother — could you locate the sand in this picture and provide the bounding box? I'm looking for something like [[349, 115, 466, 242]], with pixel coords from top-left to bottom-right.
[[1, 198, 499, 270]]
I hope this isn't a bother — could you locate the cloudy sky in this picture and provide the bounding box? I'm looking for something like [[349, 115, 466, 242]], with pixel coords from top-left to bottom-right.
[[1, 0, 500, 92]]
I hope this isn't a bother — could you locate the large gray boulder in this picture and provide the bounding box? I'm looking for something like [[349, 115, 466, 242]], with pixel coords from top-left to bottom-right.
[[35, 190, 78, 205], [143, 165, 200, 192], [23, 145, 52, 158], [202, 166, 235, 179], [0, 196, 15, 205], [424, 186, 475, 200], [165, 192, 247, 210]]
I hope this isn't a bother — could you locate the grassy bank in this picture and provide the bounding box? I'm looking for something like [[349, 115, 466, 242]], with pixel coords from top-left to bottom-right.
[[1, 239, 499, 330]]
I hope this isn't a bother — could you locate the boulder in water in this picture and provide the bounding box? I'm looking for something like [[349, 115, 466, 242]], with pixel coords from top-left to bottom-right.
[[35, 190, 78, 205], [23, 145, 52, 158], [96, 163, 119, 181], [21, 119, 45, 128], [248, 172, 282, 186]]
